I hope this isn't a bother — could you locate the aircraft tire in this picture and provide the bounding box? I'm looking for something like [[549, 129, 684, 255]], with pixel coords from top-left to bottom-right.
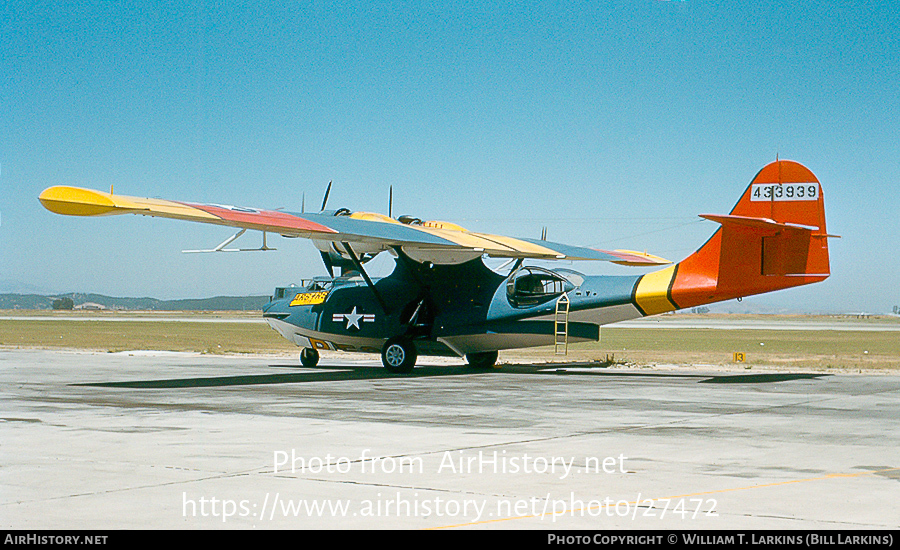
[[465, 351, 498, 369], [300, 348, 319, 368], [381, 337, 416, 374]]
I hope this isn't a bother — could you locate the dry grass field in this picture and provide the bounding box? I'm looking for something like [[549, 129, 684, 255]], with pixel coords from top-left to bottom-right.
[[513, 327, 900, 372], [2, 311, 898, 372], [0, 316, 292, 355]]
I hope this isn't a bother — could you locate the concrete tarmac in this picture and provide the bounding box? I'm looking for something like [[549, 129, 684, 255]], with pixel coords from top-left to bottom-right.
[[2, 349, 898, 529]]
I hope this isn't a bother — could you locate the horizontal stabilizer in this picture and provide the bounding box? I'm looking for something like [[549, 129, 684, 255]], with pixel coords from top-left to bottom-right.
[[609, 249, 671, 266], [699, 214, 821, 234]]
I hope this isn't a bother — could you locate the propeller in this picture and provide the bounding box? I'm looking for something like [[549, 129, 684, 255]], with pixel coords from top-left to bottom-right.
[[320, 250, 336, 278], [313, 179, 382, 278], [320, 180, 332, 211]]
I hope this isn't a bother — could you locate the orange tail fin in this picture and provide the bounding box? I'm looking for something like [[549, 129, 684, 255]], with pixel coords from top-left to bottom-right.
[[634, 160, 832, 315]]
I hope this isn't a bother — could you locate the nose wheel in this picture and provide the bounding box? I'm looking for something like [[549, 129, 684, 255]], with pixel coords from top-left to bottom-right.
[[381, 336, 416, 374], [300, 347, 319, 368]]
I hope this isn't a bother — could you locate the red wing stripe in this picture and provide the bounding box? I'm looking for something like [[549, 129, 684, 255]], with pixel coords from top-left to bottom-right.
[[181, 202, 337, 234]]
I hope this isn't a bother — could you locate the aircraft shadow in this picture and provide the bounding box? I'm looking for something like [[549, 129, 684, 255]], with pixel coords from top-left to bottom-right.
[[502, 364, 829, 384], [75, 365, 472, 389], [74, 362, 830, 389], [697, 372, 828, 384]]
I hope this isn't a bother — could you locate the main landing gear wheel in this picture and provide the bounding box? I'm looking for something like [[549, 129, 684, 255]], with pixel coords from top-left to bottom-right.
[[465, 351, 498, 369], [300, 347, 319, 368], [381, 337, 417, 374]]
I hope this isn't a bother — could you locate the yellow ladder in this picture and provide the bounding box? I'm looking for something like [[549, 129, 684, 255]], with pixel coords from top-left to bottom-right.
[[555, 294, 569, 355]]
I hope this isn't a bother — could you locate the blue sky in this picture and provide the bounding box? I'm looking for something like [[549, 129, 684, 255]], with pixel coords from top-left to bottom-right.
[[1, 1, 898, 313]]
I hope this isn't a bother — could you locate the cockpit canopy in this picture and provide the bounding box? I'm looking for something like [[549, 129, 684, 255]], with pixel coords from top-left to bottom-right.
[[506, 266, 575, 308]]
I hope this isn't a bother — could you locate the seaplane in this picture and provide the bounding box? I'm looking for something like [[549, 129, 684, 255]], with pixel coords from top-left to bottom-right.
[[39, 160, 833, 373]]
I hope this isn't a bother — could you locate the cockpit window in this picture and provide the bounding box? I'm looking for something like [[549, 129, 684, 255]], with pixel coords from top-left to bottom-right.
[[306, 279, 333, 292], [506, 266, 573, 308], [273, 286, 297, 300]]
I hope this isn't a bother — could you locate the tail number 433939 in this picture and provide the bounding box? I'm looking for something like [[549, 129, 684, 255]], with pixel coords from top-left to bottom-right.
[[751, 183, 818, 202]]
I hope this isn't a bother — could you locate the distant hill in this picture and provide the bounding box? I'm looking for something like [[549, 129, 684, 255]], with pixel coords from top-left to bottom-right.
[[0, 292, 270, 311], [0, 279, 55, 295]]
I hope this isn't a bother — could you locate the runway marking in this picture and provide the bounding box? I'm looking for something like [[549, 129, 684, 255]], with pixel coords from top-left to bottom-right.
[[428, 466, 900, 529]]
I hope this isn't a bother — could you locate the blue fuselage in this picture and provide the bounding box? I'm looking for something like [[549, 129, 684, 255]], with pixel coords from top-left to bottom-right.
[[263, 256, 645, 356]]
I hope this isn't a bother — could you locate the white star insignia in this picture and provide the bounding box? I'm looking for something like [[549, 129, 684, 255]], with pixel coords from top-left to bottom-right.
[[344, 306, 363, 330], [332, 307, 376, 330]]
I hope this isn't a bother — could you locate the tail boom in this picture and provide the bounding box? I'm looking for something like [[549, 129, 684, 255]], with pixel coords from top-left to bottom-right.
[[633, 160, 831, 316]]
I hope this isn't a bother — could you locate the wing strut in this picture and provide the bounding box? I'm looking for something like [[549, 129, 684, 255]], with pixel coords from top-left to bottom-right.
[[340, 242, 389, 315], [182, 229, 276, 253]]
